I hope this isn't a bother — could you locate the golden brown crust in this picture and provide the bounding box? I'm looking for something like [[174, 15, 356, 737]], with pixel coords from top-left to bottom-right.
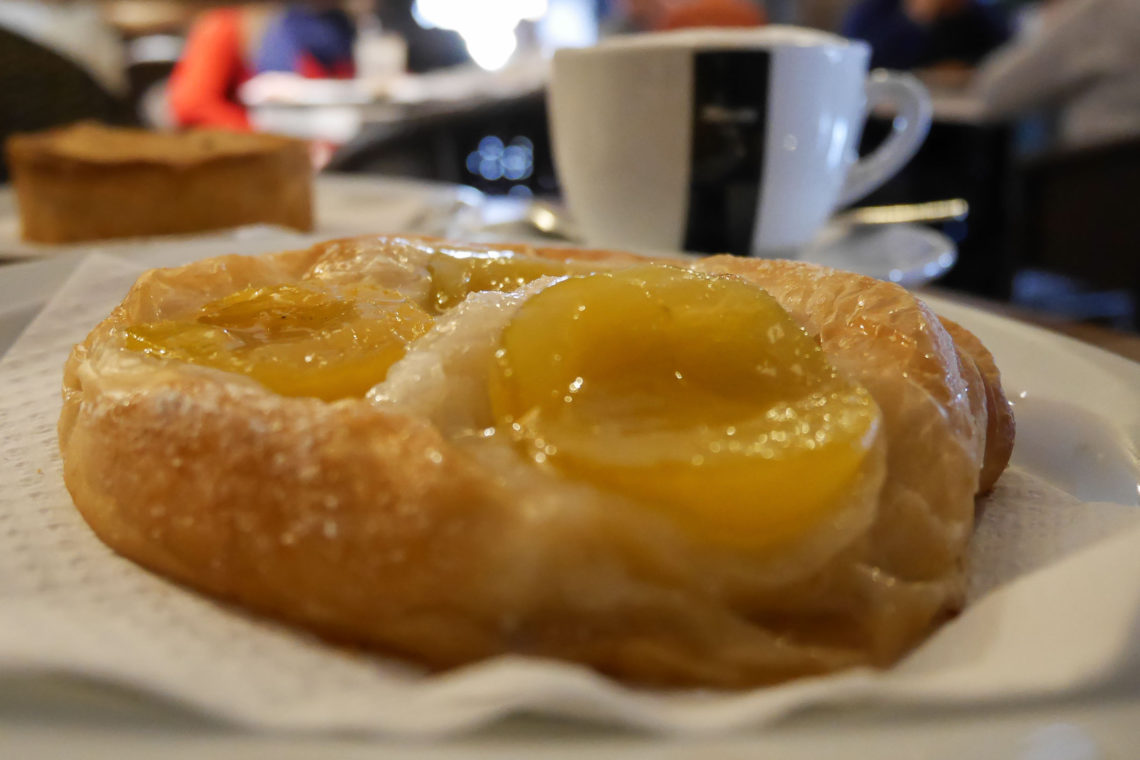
[[5, 122, 304, 167], [6, 123, 312, 243], [939, 317, 1016, 494], [58, 235, 1014, 687]]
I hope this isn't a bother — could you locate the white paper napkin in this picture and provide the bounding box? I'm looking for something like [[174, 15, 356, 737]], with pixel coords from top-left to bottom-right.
[[0, 253, 1137, 737]]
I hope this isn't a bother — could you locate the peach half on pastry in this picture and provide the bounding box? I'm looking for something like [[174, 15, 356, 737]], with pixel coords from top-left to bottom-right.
[[59, 236, 1013, 688]]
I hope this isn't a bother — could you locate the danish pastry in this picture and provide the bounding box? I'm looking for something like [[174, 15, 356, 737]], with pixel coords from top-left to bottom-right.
[[58, 236, 1013, 687], [6, 123, 312, 244]]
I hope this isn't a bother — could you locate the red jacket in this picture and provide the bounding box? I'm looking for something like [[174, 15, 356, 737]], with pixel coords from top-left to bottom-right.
[[657, 0, 767, 30], [168, 9, 253, 131]]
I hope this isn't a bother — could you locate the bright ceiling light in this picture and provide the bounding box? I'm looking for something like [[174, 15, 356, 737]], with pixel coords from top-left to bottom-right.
[[412, 0, 549, 70]]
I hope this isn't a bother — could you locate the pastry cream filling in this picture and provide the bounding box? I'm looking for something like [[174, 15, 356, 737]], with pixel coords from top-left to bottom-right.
[[490, 266, 882, 551], [122, 283, 433, 401]]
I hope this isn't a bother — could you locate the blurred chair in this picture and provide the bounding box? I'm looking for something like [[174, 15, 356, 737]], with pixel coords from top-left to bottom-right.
[[0, 27, 127, 181], [1011, 136, 1140, 329]]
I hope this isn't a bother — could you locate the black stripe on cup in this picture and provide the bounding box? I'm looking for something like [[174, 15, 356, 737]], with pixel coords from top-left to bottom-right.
[[682, 50, 770, 256]]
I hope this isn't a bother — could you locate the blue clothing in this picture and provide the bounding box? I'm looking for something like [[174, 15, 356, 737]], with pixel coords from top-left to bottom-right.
[[842, 0, 1009, 70], [255, 5, 356, 76]]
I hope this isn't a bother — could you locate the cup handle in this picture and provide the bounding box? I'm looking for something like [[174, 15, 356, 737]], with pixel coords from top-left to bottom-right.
[[836, 70, 933, 207]]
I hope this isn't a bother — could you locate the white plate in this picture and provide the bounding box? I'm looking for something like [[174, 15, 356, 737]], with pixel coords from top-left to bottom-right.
[[923, 293, 1139, 506], [0, 175, 484, 261], [0, 240, 1137, 757]]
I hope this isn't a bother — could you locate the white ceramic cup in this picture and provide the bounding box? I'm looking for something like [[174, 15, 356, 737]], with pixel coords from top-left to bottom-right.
[[549, 26, 933, 256]]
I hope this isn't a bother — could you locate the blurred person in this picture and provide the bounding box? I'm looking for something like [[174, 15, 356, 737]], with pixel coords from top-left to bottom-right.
[[605, 0, 765, 33], [972, 0, 1140, 147], [168, 4, 278, 131], [169, 2, 356, 131], [256, 1, 356, 77], [842, 0, 1009, 70], [657, 0, 767, 29]]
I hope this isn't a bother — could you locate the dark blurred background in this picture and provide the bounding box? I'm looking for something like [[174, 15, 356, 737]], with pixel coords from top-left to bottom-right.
[[1, 0, 1137, 329]]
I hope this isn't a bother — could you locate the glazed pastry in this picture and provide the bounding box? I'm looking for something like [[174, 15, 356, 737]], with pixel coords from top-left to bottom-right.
[[6, 123, 312, 244], [58, 236, 1014, 687]]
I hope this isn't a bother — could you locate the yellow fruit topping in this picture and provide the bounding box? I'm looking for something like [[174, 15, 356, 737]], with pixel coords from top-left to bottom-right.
[[123, 283, 433, 401], [424, 249, 592, 313], [491, 266, 881, 552]]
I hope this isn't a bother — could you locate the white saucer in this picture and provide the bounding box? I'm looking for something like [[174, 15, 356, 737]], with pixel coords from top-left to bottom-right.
[[473, 199, 957, 288], [799, 221, 957, 287]]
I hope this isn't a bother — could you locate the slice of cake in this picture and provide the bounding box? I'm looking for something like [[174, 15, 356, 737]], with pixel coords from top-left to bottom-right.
[[5, 123, 313, 243]]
